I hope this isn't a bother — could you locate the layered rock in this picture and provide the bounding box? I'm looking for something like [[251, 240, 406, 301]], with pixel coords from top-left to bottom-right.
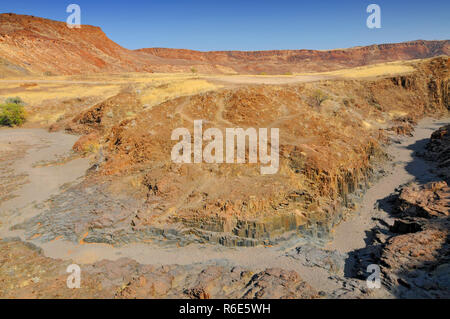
[[424, 124, 450, 182], [381, 180, 450, 298]]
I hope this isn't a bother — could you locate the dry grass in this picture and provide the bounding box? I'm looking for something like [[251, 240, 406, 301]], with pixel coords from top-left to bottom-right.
[[0, 83, 121, 105], [139, 79, 221, 107], [295, 61, 415, 79]]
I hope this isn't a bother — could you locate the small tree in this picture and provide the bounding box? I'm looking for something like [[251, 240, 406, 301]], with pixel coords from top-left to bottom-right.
[[312, 89, 329, 107], [190, 67, 198, 74]]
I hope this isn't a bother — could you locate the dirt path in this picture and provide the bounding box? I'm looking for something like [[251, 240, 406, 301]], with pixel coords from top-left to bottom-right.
[[206, 74, 334, 86], [0, 129, 90, 234], [326, 118, 448, 254]]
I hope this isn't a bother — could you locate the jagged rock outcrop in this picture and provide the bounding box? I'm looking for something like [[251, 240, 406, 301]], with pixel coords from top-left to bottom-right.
[[380, 179, 449, 298], [423, 124, 450, 182], [395, 181, 449, 218]]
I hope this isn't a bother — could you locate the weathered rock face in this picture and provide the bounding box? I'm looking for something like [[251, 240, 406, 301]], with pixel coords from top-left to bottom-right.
[[381, 224, 450, 298], [347, 181, 450, 298], [423, 124, 450, 182], [0, 239, 318, 299], [380, 180, 450, 298], [395, 181, 449, 218]]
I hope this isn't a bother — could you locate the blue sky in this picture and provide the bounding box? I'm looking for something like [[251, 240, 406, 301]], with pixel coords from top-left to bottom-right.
[[1, 0, 449, 51]]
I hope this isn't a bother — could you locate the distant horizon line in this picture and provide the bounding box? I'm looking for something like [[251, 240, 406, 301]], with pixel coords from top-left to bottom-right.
[[1, 12, 449, 53]]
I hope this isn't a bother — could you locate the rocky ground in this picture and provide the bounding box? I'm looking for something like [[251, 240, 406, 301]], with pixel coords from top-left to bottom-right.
[[0, 120, 448, 299], [0, 57, 448, 299]]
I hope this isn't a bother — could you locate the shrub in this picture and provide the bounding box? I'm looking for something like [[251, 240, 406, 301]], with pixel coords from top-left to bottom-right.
[[312, 89, 329, 107], [0, 103, 26, 126], [190, 67, 197, 74]]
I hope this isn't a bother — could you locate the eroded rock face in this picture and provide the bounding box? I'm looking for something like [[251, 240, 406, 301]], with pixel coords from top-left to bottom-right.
[[241, 268, 318, 299], [381, 225, 450, 298], [380, 181, 449, 298], [424, 124, 450, 182], [395, 181, 449, 218], [348, 180, 450, 298]]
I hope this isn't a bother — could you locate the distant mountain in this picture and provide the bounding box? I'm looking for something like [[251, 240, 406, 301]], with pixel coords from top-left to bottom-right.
[[138, 40, 450, 74], [0, 13, 448, 76]]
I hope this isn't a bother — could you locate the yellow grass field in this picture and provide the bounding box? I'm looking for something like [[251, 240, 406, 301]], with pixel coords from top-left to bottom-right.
[[295, 60, 415, 78], [0, 59, 421, 126]]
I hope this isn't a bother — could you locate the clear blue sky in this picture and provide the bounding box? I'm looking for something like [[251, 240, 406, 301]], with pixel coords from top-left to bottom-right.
[[1, 0, 449, 51]]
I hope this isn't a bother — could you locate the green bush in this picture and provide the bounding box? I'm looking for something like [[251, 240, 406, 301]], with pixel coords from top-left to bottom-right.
[[0, 103, 26, 126]]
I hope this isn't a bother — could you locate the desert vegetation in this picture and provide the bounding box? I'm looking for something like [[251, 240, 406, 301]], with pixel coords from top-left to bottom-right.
[[0, 97, 26, 126]]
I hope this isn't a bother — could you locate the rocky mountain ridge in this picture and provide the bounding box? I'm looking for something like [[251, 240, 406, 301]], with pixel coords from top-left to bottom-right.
[[0, 13, 449, 76]]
